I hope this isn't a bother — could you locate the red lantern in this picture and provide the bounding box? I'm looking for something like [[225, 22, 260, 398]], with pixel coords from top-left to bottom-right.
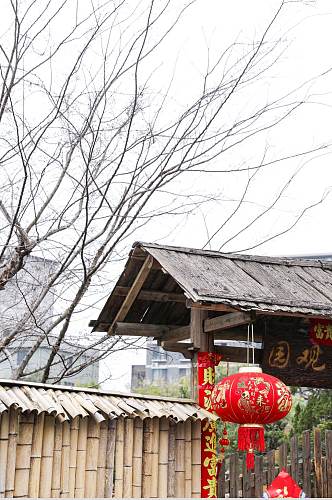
[[211, 367, 292, 469]]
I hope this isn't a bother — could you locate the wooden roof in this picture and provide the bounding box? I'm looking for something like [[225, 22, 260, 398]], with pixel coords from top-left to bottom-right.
[[0, 379, 216, 422], [92, 242, 332, 333]]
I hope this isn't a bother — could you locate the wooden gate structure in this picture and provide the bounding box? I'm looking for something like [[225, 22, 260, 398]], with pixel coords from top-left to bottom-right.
[[218, 428, 332, 498], [91, 241, 332, 497]]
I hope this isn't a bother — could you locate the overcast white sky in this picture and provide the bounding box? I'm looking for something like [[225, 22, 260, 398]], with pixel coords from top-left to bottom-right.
[[93, 0, 332, 390]]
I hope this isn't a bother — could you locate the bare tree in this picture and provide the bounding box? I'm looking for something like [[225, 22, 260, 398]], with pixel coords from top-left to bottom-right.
[[0, 0, 330, 383]]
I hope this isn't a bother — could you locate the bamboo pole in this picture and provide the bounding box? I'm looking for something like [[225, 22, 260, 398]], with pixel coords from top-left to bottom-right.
[[14, 412, 34, 498], [60, 421, 70, 498], [184, 419, 192, 497], [29, 413, 45, 497], [175, 421, 185, 497], [158, 417, 169, 498], [150, 417, 159, 498], [122, 418, 134, 498], [51, 419, 63, 498], [69, 417, 80, 497], [75, 417, 88, 498], [105, 420, 117, 498], [142, 418, 153, 498], [96, 421, 108, 498], [39, 415, 56, 498], [5, 408, 19, 498], [0, 413, 9, 498], [84, 418, 100, 498], [191, 420, 201, 498], [132, 418, 143, 498], [114, 416, 125, 498], [167, 420, 176, 498]]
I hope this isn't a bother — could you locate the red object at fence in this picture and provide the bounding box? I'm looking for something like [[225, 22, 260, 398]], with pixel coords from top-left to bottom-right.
[[211, 367, 292, 470], [197, 352, 222, 498], [264, 469, 304, 498]]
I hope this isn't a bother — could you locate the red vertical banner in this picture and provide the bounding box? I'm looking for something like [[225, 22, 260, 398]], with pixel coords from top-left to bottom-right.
[[197, 352, 222, 498]]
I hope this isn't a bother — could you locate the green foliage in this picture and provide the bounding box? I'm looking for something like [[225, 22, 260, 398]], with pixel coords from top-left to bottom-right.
[[292, 389, 332, 435], [135, 377, 191, 399]]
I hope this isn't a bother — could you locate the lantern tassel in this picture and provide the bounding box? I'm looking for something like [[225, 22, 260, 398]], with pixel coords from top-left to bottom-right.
[[238, 424, 265, 452], [246, 451, 255, 470]]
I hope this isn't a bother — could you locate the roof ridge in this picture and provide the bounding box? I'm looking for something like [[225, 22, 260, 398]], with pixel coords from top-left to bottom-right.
[[0, 378, 195, 404], [134, 241, 332, 268]]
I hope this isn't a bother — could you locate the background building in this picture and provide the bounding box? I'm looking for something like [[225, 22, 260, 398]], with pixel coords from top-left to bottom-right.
[[0, 256, 99, 386], [131, 340, 191, 391]]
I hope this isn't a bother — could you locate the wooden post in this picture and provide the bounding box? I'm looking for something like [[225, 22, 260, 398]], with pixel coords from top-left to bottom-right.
[[290, 434, 299, 483], [302, 430, 311, 497], [190, 308, 210, 399], [326, 430, 332, 498], [314, 427, 323, 498]]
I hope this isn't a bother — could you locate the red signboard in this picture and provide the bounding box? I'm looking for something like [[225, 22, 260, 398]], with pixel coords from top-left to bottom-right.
[[309, 318, 332, 346], [197, 352, 222, 498]]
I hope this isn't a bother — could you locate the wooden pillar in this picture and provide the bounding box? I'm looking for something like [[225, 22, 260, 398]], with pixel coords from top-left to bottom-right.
[[190, 308, 214, 400]]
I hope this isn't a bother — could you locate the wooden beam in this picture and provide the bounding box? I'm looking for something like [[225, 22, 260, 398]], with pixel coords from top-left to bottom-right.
[[113, 286, 186, 303], [160, 325, 190, 342], [113, 322, 172, 338], [214, 345, 263, 364], [204, 311, 255, 333], [108, 255, 154, 334], [187, 300, 237, 313]]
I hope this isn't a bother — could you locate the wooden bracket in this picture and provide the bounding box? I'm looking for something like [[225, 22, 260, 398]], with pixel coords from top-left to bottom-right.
[[108, 255, 154, 334]]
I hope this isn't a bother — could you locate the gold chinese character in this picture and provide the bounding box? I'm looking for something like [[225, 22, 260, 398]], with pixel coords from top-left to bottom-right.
[[325, 324, 332, 341], [203, 367, 215, 385], [268, 341, 290, 369], [204, 431, 216, 454], [296, 345, 326, 372], [203, 477, 217, 498], [203, 389, 212, 410], [203, 454, 217, 477], [314, 323, 325, 340]]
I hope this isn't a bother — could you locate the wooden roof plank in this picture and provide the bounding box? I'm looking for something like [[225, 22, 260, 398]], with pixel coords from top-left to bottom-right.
[[108, 255, 154, 334]]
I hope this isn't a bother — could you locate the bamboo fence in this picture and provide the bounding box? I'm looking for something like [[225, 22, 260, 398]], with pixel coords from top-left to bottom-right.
[[0, 410, 203, 498]]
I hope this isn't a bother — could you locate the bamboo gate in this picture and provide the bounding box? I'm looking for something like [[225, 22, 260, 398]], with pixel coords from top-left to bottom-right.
[[0, 379, 217, 498], [218, 428, 332, 498]]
